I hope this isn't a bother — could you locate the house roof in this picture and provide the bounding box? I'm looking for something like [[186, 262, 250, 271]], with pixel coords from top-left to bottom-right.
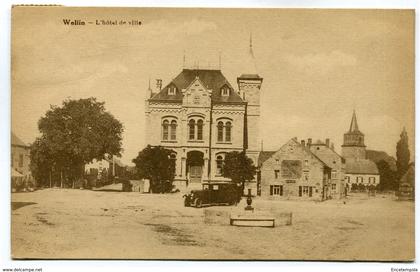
[[345, 159, 379, 174], [258, 151, 276, 166], [366, 149, 397, 171], [11, 132, 28, 147], [149, 69, 245, 104], [259, 138, 331, 169]]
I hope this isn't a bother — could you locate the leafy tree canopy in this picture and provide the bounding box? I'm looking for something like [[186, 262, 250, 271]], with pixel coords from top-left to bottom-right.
[[223, 151, 257, 192], [31, 97, 123, 184], [396, 127, 410, 180], [132, 145, 175, 193]]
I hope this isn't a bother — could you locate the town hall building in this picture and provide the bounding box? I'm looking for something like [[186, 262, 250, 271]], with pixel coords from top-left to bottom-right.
[[145, 40, 262, 191]]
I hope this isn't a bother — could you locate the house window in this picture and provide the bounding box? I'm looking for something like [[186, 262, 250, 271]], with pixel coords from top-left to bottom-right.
[[270, 185, 283, 196], [162, 120, 169, 140], [225, 122, 232, 142], [217, 121, 224, 142], [189, 119, 195, 140], [275, 159, 279, 164], [345, 176, 350, 183], [332, 183, 336, 191], [304, 160, 309, 167], [332, 170, 337, 179], [369, 177, 376, 184], [274, 170, 279, 179], [216, 155, 224, 175], [304, 171, 309, 181], [357, 176, 363, 184], [222, 88, 229, 96], [19, 154, 23, 168], [197, 120, 203, 140], [168, 87, 176, 95], [170, 120, 177, 140], [299, 186, 313, 197]]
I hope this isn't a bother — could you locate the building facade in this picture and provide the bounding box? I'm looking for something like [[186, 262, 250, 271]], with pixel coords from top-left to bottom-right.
[[341, 111, 380, 189], [309, 138, 346, 198], [259, 138, 332, 201], [145, 42, 262, 191], [11, 132, 31, 178]]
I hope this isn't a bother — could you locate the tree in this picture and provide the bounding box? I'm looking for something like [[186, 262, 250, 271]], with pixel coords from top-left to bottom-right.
[[31, 97, 123, 187], [396, 127, 410, 181], [29, 137, 53, 187], [222, 151, 257, 195], [132, 145, 175, 193], [376, 159, 397, 191]]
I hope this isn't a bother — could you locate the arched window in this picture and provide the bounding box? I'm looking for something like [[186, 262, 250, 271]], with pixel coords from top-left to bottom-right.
[[216, 155, 224, 175], [162, 120, 169, 140], [197, 120, 203, 140], [217, 121, 224, 142], [170, 120, 177, 140], [225, 121, 232, 142], [189, 119, 195, 140]]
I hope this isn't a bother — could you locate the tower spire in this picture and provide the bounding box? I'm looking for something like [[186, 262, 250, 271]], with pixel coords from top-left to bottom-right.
[[349, 109, 359, 132]]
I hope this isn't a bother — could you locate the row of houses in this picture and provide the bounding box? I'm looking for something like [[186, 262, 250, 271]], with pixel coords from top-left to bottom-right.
[[254, 111, 380, 200]]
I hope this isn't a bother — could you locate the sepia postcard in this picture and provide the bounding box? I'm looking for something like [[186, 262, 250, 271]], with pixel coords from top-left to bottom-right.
[[11, 6, 415, 261]]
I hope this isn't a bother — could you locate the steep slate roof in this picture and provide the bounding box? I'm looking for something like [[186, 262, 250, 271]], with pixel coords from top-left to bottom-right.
[[366, 149, 397, 171], [149, 69, 245, 104], [346, 110, 364, 135], [11, 132, 28, 147], [345, 159, 379, 174], [258, 151, 276, 166], [259, 138, 331, 169]]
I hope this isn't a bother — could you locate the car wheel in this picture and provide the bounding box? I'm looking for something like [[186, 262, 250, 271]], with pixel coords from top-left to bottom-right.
[[194, 198, 202, 208], [184, 198, 190, 207]]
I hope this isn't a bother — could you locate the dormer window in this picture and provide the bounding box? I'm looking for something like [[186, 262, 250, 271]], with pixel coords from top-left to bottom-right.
[[221, 87, 229, 96], [168, 86, 176, 95]]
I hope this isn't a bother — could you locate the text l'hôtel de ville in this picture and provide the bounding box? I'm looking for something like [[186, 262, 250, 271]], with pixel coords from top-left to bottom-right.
[[63, 19, 142, 26]]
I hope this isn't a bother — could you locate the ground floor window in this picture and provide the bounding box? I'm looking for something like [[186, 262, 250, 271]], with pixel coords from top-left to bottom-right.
[[369, 177, 376, 184], [270, 185, 283, 196], [332, 183, 336, 191], [299, 186, 313, 197]]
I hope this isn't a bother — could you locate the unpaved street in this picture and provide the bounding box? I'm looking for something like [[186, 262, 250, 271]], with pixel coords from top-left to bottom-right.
[[11, 188, 414, 260]]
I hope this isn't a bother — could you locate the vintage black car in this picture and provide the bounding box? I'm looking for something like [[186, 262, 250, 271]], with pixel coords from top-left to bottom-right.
[[183, 183, 242, 208]]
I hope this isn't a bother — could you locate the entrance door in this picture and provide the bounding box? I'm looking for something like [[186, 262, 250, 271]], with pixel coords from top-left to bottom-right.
[[189, 165, 202, 183]]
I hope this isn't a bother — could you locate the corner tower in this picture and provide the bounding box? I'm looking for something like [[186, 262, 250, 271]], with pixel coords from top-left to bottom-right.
[[341, 110, 366, 160], [237, 34, 263, 162]]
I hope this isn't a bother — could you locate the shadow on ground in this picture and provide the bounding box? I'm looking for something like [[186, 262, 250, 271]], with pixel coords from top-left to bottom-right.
[[11, 202, 37, 211]]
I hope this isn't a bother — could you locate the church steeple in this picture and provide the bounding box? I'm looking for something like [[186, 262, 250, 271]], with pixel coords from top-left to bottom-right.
[[342, 110, 366, 160], [349, 110, 360, 132]]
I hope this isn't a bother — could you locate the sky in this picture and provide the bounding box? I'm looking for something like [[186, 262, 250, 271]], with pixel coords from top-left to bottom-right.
[[11, 7, 414, 165]]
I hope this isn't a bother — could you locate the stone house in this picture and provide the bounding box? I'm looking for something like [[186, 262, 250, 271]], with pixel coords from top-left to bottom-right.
[[308, 138, 346, 198], [259, 138, 332, 201], [11, 132, 31, 178]]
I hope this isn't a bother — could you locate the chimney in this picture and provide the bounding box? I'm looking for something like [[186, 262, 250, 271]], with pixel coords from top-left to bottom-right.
[[156, 79, 162, 91], [307, 138, 312, 147], [325, 138, 330, 147], [301, 140, 305, 146]]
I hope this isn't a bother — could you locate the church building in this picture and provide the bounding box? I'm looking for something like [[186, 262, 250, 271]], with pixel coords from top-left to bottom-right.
[[341, 111, 380, 190], [145, 40, 262, 191]]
